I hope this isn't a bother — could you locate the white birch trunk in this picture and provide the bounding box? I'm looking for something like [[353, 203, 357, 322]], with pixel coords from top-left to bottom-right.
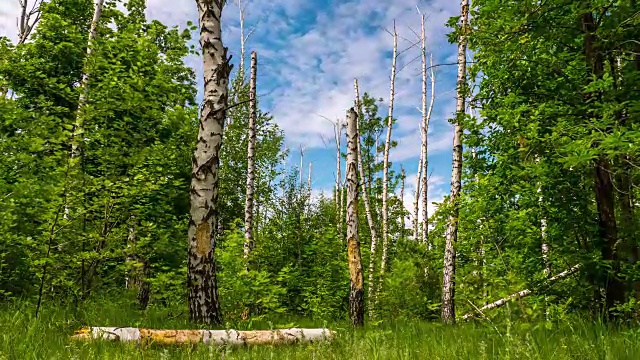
[[354, 78, 380, 319], [421, 53, 435, 245], [379, 21, 398, 293], [188, 0, 233, 325], [461, 264, 581, 321], [71, 0, 104, 161], [413, 145, 423, 241], [72, 327, 335, 345], [308, 162, 312, 194], [400, 165, 405, 241], [243, 51, 257, 258], [346, 107, 365, 326], [442, 0, 469, 325], [334, 120, 342, 237]]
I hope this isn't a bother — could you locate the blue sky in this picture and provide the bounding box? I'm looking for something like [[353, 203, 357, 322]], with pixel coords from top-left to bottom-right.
[[0, 0, 462, 219]]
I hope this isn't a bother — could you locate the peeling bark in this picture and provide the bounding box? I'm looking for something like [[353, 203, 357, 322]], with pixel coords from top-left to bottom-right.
[[346, 107, 364, 326], [354, 78, 380, 320], [188, 0, 233, 325], [243, 51, 257, 259], [442, 0, 468, 325], [72, 327, 335, 345]]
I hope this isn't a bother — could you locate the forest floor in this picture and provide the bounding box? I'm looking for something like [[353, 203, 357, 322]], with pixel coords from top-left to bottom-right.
[[1, 298, 639, 359]]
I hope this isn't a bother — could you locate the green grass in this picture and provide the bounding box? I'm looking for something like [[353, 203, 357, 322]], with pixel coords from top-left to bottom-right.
[[1, 298, 640, 359]]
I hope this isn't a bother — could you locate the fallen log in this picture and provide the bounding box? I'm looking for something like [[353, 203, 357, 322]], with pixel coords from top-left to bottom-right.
[[462, 264, 581, 321], [72, 327, 335, 346]]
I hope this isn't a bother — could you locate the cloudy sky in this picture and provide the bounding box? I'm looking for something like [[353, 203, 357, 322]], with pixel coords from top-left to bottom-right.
[[0, 0, 461, 220]]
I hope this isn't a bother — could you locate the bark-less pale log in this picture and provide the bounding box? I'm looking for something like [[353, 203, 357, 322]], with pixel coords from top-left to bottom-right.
[[72, 327, 335, 345], [346, 107, 365, 326], [188, 0, 233, 325], [354, 78, 380, 319], [379, 21, 398, 295], [461, 264, 581, 321], [243, 51, 257, 258], [442, 0, 468, 325]]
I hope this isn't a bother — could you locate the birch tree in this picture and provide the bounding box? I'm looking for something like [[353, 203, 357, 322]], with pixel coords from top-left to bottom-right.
[[413, 146, 424, 241], [346, 107, 364, 326], [441, 0, 468, 325], [188, 0, 233, 325], [421, 54, 435, 245], [379, 21, 398, 289], [71, 0, 105, 162], [354, 78, 380, 319], [243, 51, 257, 258]]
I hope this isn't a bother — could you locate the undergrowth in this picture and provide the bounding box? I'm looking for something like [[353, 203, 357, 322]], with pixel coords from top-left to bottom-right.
[[1, 297, 639, 359]]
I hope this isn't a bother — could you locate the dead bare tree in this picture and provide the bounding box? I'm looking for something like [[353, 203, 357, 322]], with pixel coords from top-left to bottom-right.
[[16, 0, 43, 44], [379, 21, 398, 297]]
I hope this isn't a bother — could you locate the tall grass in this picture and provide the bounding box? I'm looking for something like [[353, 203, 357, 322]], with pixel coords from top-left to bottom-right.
[[1, 297, 639, 359]]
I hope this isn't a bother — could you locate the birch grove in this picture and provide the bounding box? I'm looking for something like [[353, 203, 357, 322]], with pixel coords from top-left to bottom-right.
[[188, 0, 233, 325], [4, 0, 640, 350], [441, 0, 469, 325]]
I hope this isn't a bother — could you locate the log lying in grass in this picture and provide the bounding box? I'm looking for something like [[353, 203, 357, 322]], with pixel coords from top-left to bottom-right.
[[71, 327, 335, 346], [462, 264, 581, 321]]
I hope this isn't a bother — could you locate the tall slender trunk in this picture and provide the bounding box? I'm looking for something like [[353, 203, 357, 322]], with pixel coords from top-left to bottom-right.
[[413, 146, 423, 241], [334, 120, 342, 236], [354, 79, 380, 319], [71, 0, 104, 161], [299, 146, 304, 188], [188, 0, 233, 325], [400, 166, 405, 242], [308, 162, 312, 194], [582, 9, 625, 316], [346, 107, 364, 326], [421, 53, 435, 246], [441, 0, 468, 325], [243, 51, 257, 259], [66, 0, 105, 223], [379, 21, 398, 293]]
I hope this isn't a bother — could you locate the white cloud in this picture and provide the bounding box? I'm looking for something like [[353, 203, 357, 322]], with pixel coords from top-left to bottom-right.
[[0, 0, 461, 195]]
